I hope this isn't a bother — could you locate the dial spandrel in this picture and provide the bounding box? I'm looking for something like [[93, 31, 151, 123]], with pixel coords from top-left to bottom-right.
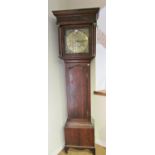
[[65, 28, 89, 54]]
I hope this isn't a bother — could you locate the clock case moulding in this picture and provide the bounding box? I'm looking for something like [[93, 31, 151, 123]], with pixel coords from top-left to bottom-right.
[[52, 8, 99, 155]]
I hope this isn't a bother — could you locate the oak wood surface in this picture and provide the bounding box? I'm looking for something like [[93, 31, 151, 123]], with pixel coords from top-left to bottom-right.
[[53, 8, 99, 25], [65, 127, 94, 146], [66, 62, 91, 120]]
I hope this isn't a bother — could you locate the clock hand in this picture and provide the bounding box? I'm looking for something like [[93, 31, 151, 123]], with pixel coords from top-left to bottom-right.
[[76, 40, 87, 42]]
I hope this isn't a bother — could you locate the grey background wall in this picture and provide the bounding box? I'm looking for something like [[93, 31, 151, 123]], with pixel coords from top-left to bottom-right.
[[48, 17, 67, 155], [48, 1, 68, 155]]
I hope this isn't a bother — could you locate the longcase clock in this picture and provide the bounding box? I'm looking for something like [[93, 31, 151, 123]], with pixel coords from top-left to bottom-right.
[[53, 8, 99, 155]]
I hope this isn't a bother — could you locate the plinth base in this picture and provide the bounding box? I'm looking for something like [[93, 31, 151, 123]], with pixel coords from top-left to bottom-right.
[[64, 119, 95, 155]]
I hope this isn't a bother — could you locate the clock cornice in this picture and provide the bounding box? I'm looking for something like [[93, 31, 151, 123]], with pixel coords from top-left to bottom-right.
[[52, 7, 99, 25]]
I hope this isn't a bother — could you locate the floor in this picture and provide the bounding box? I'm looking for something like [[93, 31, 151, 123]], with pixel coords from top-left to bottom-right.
[[58, 144, 106, 155]]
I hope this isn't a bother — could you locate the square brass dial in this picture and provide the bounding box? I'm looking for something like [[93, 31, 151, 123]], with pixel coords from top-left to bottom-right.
[[65, 28, 89, 54]]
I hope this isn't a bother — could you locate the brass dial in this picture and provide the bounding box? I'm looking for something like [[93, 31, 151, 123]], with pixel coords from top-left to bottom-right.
[[65, 29, 89, 54]]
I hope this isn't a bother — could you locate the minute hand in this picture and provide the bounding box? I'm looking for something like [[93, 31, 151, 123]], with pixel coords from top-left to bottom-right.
[[76, 40, 87, 42]]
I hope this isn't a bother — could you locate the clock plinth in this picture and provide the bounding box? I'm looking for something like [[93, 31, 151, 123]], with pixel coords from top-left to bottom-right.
[[64, 119, 95, 154], [52, 8, 99, 155]]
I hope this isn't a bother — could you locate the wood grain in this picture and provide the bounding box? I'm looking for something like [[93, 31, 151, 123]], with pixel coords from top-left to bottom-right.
[[66, 62, 90, 120]]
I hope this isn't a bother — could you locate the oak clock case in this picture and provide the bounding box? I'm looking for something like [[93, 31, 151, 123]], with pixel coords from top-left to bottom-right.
[[53, 8, 99, 155]]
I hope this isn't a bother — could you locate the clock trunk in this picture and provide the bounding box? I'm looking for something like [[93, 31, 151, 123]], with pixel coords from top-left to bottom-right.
[[65, 61, 91, 120]]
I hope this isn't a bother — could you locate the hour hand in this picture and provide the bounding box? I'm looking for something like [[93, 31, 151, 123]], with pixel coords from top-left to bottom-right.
[[76, 40, 86, 42]]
